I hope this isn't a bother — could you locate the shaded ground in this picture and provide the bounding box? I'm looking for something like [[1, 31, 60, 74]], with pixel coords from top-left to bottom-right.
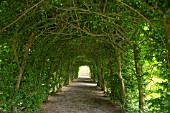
[[36, 76, 120, 113]]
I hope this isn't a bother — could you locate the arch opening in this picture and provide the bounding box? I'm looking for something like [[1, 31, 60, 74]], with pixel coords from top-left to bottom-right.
[[78, 66, 90, 77]]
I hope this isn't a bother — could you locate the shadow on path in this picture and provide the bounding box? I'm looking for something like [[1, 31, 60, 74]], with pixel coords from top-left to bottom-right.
[[36, 76, 120, 113]]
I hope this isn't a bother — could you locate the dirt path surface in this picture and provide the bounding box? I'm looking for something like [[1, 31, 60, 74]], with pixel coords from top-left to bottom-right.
[[36, 76, 120, 113]]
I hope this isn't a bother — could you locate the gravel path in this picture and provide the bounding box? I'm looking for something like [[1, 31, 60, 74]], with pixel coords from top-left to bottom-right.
[[36, 76, 120, 113]]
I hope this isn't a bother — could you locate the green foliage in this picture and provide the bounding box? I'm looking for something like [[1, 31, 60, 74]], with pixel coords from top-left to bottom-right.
[[146, 87, 170, 113]]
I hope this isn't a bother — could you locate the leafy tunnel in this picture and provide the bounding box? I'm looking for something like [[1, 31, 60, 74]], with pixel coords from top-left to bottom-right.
[[0, 0, 170, 113]]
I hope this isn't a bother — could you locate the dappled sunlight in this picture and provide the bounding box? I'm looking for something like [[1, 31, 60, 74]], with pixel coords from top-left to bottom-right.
[[38, 74, 119, 113], [74, 75, 97, 87], [76, 82, 97, 87], [78, 75, 90, 78]]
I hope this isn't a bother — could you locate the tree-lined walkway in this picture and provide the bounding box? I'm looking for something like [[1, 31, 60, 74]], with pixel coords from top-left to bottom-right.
[[36, 76, 120, 113]]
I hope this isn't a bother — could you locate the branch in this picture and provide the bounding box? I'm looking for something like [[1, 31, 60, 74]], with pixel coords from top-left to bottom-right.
[[0, 0, 44, 33], [12, 39, 20, 70], [116, 0, 153, 27], [72, 25, 108, 37]]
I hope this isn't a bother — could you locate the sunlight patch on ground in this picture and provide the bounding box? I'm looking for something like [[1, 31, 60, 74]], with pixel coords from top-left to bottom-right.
[[77, 76, 97, 86], [76, 82, 97, 86], [78, 75, 90, 78]]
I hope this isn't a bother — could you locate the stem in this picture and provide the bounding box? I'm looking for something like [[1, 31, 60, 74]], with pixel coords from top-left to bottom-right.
[[115, 0, 153, 27], [162, 13, 170, 82], [134, 44, 144, 113], [117, 53, 126, 106], [0, 0, 44, 32], [100, 63, 105, 91]]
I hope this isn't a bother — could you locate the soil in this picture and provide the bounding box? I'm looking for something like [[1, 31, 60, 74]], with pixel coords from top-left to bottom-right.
[[35, 76, 120, 113]]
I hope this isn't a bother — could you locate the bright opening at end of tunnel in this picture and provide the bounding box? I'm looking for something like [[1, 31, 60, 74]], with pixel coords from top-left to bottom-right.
[[78, 66, 90, 77], [78, 66, 97, 86]]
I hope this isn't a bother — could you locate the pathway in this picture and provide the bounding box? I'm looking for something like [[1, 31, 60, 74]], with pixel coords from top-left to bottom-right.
[[36, 76, 120, 113]]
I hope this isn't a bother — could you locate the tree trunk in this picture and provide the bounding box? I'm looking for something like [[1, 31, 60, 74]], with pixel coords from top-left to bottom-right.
[[163, 12, 170, 82], [64, 65, 70, 85], [93, 65, 96, 82], [97, 64, 101, 87], [134, 44, 144, 113], [45, 59, 55, 100], [58, 65, 62, 91], [100, 64, 105, 91], [70, 63, 74, 81], [93, 65, 97, 82], [52, 57, 62, 93], [162, 12, 170, 111], [117, 53, 126, 106], [47, 60, 55, 83], [105, 61, 111, 94], [12, 37, 32, 112]]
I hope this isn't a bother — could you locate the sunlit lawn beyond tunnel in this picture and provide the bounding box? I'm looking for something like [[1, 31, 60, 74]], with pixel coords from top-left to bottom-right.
[[78, 66, 90, 76]]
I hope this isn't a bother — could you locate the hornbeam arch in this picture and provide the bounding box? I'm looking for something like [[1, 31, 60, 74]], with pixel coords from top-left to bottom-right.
[[0, 0, 169, 113]]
